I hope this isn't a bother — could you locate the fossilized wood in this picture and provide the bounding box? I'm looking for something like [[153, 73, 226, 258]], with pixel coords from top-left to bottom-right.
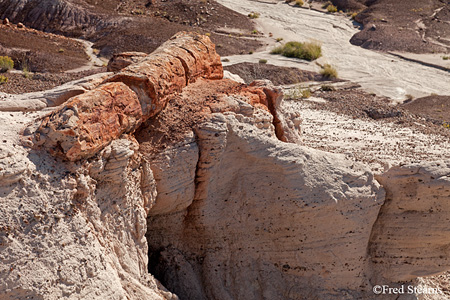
[[34, 82, 142, 161], [106, 31, 223, 119]]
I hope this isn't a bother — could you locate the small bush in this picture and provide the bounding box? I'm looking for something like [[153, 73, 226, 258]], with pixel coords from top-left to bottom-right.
[[276, 37, 283, 42], [259, 59, 268, 64], [271, 41, 322, 61], [443, 56, 449, 60], [0, 75, 7, 84], [0, 56, 14, 72], [221, 58, 230, 62], [248, 12, 260, 19], [22, 63, 32, 79], [351, 12, 358, 20], [320, 64, 338, 78], [327, 4, 338, 12], [286, 86, 311, 99], [295, 0, 304, 6], [300, 88, 311, 98], [251, 30, 259, 34], [58, 48, 65, 53]]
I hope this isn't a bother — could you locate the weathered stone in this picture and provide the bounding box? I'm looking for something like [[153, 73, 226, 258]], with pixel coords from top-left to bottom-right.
[[107, 52, 148, 72], [370, 162, 450, 281], [0, 72, 113, 112], [34, 82, 142, 161], [0, 133, 173, 299], [147, 112, 385, 300]]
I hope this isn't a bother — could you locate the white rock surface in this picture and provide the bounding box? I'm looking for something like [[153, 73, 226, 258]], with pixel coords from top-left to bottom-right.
[[147, 109, 385, 300], [0, 111, 175, 300], [0, 72, 112, 112], [371, 162, 450, 281], [223, 70, 245, 84]]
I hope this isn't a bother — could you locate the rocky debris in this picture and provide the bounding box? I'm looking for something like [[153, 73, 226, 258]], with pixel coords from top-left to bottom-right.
[[223, 62, 328, 86], [107, 52, 149, 72], [0, 20, 89, 73], [350, 0, 449, 53], [106, 31, 223, 119], [34, 82, 142, 161], [364, 107, 402, 120], [370, 162, 450, 281]]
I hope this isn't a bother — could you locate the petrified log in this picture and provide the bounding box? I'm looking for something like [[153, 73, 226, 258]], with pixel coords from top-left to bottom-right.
[[34, 82, 142, 161], [106, 31, 223, 119]]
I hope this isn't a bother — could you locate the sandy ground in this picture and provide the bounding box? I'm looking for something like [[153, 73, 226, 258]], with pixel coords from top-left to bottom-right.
[[284, 98, 450, 173], [66, 39, 107, 73], [218, 0, 450, 101], [389, 51, 450, 72]]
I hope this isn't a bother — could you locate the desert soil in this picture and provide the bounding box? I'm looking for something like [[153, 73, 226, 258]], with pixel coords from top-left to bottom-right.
[[224, 62, 334, 85]]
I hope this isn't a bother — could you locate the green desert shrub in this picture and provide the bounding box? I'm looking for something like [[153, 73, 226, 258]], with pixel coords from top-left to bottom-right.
[[0, 56, 14, 72], [23, 68, 32, 79], [320, 64, 338, 78], [300, 88, 311, 98], [295, 0, 304, 6], [327, 4, 338, 12], [248, 12, 260, 19], [259, 59, 268, 64], [0, 75, 7, 84], [271, 41, 322, 61], [286, 86, 311, 99]]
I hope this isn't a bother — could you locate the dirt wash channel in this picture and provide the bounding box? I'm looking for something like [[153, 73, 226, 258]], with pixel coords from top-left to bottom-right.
[[217, 0, 450, 101]]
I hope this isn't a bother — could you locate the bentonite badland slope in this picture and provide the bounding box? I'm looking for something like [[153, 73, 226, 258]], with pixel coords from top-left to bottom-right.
[[1, 32, 450, 300]]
